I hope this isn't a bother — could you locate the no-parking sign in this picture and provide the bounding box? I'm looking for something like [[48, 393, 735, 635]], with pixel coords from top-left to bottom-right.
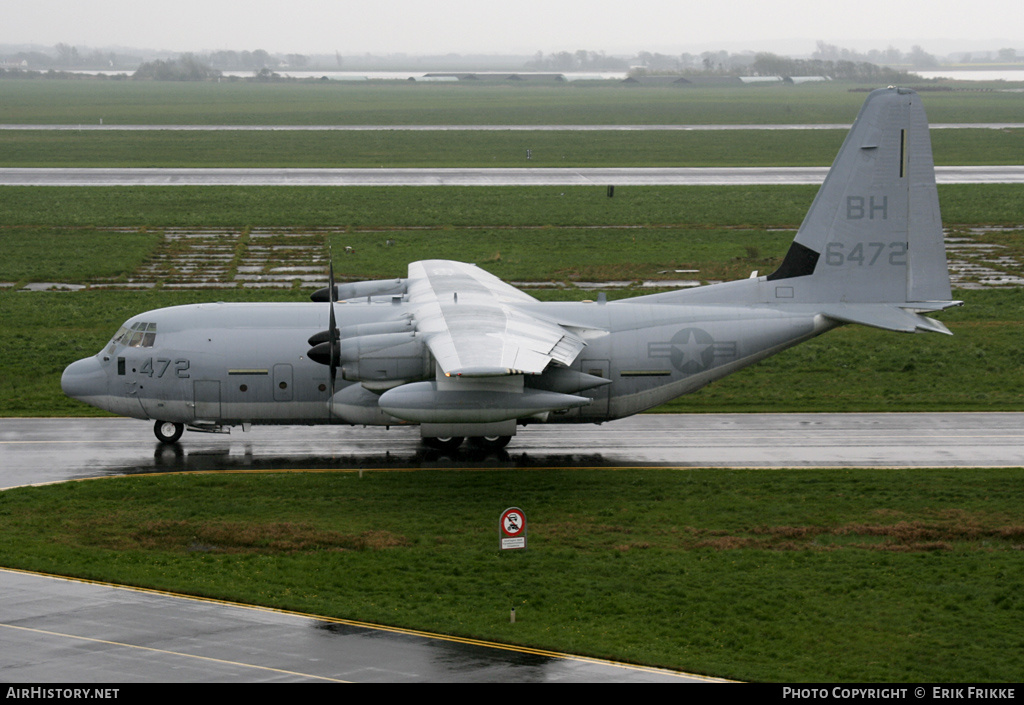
[[499, 507, 527, 550]]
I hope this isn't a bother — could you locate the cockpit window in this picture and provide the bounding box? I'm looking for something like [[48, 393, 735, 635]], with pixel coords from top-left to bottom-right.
[[107, 321, 157, 354]]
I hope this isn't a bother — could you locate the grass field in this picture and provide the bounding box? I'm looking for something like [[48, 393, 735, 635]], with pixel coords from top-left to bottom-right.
[[3, 80, 1024, 125], [2, 128, 1022, 167], [2, 80, 1022, 168], [2, 183, 1023, 229]]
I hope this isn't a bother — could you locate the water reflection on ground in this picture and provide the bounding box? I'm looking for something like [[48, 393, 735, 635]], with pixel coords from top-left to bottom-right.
[[141, 439, 620, 476]]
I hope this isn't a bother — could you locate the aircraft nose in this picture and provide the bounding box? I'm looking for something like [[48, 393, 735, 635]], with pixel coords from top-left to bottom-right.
[[61, 356, 108, 402]]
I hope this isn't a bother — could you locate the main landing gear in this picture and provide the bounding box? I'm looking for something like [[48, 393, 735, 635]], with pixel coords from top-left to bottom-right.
[[470, 435, 512, 450], [421, 435, 512, 451], [154, 420, 184, 444], [422, 436, 464, 450]]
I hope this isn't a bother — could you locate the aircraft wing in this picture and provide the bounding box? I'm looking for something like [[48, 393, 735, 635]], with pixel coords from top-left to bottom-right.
[[408, 260, 586, 376]]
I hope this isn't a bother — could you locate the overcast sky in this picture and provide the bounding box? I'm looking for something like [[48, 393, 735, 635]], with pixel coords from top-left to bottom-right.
[[4, 0, 1022, 56]]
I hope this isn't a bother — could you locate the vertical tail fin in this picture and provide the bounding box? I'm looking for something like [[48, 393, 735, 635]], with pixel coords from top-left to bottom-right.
[[767, 87, 953, 306]]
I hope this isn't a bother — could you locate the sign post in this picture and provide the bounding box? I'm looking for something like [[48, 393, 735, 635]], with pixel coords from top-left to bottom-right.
[[499, 507, 527, 551]]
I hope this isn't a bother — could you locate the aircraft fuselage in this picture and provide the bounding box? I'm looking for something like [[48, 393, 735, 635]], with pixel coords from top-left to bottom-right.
[[62, 296, 833, 432]]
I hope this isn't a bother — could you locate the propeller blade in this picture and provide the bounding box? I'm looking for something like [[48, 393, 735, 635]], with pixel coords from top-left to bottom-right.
[[328, 258, 339, 398]]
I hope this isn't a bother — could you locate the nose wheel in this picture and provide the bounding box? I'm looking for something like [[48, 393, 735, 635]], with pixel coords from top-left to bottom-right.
[[154, 420, 184, 444]]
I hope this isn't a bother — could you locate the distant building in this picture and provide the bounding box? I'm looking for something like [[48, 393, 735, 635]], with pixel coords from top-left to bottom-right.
[[422, 72, 566, 82], [738, 76, 785, 84], [621, 75, 693, 85]]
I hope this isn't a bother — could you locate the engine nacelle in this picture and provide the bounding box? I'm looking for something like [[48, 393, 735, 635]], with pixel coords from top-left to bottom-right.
[[338, 332, 430, 384], [310, 278, 407, 302]]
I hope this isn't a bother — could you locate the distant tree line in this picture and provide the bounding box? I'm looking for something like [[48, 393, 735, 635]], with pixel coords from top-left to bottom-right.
[[811, 41, 939, 69], [1, 43, 140, 70], [748, 53, 912, 82], [133, 55, 221, 81], [626, 45, 920, 81], [0, 44, 310, 79], [131, 50, 307, 81], [524, 50, 629, 71], [955, 47, 1022, 64], [539, 42, 950, 79], [203, 50, 308, 71], [3, 40, 1021, 82]]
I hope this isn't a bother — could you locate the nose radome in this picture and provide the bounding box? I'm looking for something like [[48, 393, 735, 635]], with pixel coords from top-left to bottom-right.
[[61, 356, 107, 401]]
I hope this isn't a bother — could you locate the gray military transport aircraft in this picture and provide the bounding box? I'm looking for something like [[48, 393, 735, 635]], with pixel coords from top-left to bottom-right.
[[62, 88, 959, 450]]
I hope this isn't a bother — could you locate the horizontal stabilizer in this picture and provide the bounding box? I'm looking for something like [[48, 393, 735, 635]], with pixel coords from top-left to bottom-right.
[[819, 303, 959, 335]]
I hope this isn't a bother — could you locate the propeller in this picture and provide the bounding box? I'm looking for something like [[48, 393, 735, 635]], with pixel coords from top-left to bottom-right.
[[327, 258, 339, 399], [307, 252, 341, 417]]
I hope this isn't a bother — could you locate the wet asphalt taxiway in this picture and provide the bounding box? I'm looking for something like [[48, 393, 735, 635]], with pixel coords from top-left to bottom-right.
[[3, 414, 1023, 490]]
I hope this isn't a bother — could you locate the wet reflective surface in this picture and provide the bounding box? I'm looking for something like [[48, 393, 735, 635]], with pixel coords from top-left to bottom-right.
[[1, 568, 706, 682], [4, 414, 1024, 490]]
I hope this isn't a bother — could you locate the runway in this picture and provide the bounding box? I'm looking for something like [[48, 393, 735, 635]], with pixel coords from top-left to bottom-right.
[[3, 166, 1023, 186], [2, 413, 1022, 682]]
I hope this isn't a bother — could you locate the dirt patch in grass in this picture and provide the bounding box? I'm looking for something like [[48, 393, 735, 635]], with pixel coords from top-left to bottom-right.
[[111, 520, 410, 554], [686, 514, 1024, 552]]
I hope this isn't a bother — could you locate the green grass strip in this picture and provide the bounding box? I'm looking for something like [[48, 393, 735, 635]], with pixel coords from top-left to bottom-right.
[[2, 184, 1023, 228], [2, 129, 1021, 167], [4, 80, 1024, 125]]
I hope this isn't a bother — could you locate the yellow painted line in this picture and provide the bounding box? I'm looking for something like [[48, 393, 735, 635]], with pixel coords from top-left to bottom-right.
[[0, 623, 348, 682], [1, 567, 722, 682]]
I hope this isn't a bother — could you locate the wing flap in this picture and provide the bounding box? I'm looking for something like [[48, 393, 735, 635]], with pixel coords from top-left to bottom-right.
[[408, 260, 588, 376]]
